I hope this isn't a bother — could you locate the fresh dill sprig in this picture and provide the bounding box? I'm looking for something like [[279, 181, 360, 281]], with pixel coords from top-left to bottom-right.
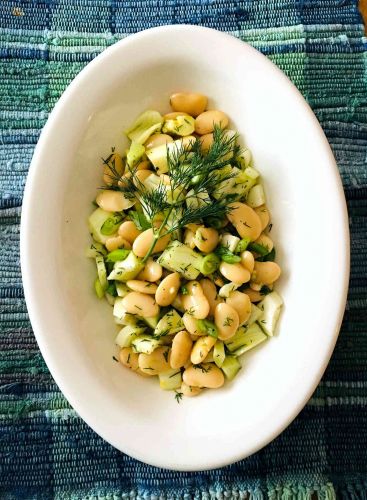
[[174, 391, 183, 403], [103, 126, 241, 261]]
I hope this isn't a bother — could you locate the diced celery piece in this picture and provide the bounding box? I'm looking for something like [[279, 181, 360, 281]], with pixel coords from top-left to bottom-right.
[[95, 255, 107, 290], [154, 309, 184, 337], [186, 189, 209, 210], [158, 241, 203, 280], [244, 166, 260, 179], [159, 369, 182, 390], [142, 315, 160, 329], [116, 282, 130, 297], [247, 184, 266, 208], [113, 297, 138, 325], [225, 323, 267, 355], [94, 278, 104, 299], [146, 139, 187, 174], [100, 213, 124, 236], [132, 335, 162, 354], [243, 303, 263, 327], [115, 324, 146, 348], [221, 356, 241, 380], [220, 233, 240, 253], [257, 291, 283, 336], [204, 350, 214, 363], [88, 208, 116, 244], [108, 252, 144, 282], [218, 282, 240, 298], [127, 141, 145, 167], [86, 241, 107, 258], [213, 340, 225, 368], [125, 110, 163, 144], [162, 115, 195, 136]]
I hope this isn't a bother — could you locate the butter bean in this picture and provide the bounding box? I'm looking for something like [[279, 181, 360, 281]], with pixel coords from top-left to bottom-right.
[[195, 110, 229, 135], [180, 382, 202, 397], [121, 291, 159, 317], [170, 330, 193, 369], [118, 220, 142, 244], [254, 205, 270, 231], [137, 258, 162, 282], [184, 229, 196, 249], [119, 347, 139, 371], [226, 291, 251, 325], [155, 272, 180, 306], [194, 227, 219, 253], [144, 133, 173, 149], [199, 133, 214, 153], [126, 280, 158, 294], [182, 281, 210, 319], [219, 262, 251, 285], [170, 92, 207, 117], [133, 229, 170, 258], [252, 262, 281, 285], [241, 250, 255, 273], [199, 278, 222, 317], [183, 312, 201, 335], [227, 202, 262, 241], [214, 303, 239, 340], [191, 336, 216, 364], [105, 235, 132, 252], [138, 347, 171, 375], [183, 363, 224, 389]]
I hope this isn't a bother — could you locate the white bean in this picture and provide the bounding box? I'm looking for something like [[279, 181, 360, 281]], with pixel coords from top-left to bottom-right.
[[226, 291, 251, 325], [118, 221, 142, 244], [126, 280, 157, 294], [183, 363, 224, 388], [190, 336, 216, 364], [219, 262, 251, 285], [121, 291, 159, 317], [133, 229, 170, 258], [137, 259, 163, 282], [214, 303, 239, 340], [227, 202, 262, 241], [155, 273, 180, 306], [182, 281, 210, 319], [195, 110, 229, 135], [170, 330, 193, 369]]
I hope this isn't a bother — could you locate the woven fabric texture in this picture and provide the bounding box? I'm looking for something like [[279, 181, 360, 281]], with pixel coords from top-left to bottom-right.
[[1, 1, 367, 499]]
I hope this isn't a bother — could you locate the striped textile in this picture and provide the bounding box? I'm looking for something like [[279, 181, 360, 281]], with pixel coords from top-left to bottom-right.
[[1, 1, 367, 498]]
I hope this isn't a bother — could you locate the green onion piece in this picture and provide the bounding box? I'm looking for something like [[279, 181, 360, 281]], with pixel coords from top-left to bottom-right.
[[248, 242, 269, 256], [100, 214, 124, 236], [94, 278, 105, 299], [215, 245, 241, 264], [197, 319, 218, 338], [235, 237, 251, 253], [106, 249, 130, 262], [199, 253, 220, 275], [256, 247, 276, 262], [106, 281, 117, 297], [180, 285, 189, 295]]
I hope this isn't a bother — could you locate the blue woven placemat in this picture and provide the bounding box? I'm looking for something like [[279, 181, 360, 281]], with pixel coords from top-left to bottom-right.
[[1, 1, 367, 498]]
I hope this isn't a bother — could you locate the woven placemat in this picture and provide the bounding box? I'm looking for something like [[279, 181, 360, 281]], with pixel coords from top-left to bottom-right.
[[1, 1, 367, 498]]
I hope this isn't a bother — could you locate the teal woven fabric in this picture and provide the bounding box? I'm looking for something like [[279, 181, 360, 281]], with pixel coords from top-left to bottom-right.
[[1, 1, 367, 498]]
